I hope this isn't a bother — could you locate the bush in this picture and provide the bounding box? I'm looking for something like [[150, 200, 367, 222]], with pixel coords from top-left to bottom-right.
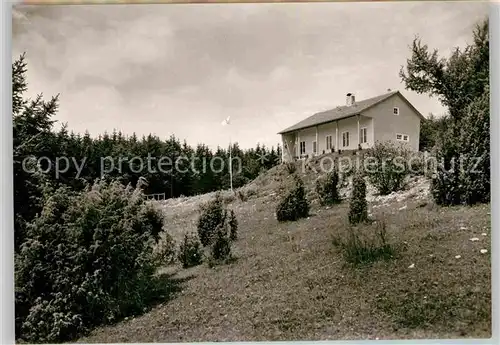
[[333, 219, 396, 265], [315, 169, 341, 206], [15, 180, 164, 343], [429, 88, 489, 206], [348, 171, 368, 224], [228, 209, 238, 241], [197, 192, 225, 246], [276, 175, 310, 222], [177, 233, 203, 268], [205, 213, 235, 267], [458, 88, 490, 204], [407, 151, 427, 177], [196, 192, 239, 246], [430, 165, 462, 206], [364, 141, 410, 195], [153, 232, 177, 266], [211, 225, 232, 262]]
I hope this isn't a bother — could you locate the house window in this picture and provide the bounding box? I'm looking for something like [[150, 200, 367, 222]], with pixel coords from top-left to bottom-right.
[[299, 141, 306, 155], [342, 132, 349, 147], [312, 141, 317, 154], [360, 127, 367, 144], [326, 135, 333, 150], [396, 133, 410, 142], [393, 107, 400, 115]]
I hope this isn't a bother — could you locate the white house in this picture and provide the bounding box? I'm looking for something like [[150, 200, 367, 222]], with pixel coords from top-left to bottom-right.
[[278, 90, 424, 162]]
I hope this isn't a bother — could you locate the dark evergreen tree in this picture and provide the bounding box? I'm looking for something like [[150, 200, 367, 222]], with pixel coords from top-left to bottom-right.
[[13, 54, 58, 252]]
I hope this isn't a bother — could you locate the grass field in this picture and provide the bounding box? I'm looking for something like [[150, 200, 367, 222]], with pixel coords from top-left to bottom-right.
[[78, 164, 491, 342]]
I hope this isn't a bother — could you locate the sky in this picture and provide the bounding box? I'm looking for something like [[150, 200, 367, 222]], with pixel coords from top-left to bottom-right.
[[12, 2, 489, 150]]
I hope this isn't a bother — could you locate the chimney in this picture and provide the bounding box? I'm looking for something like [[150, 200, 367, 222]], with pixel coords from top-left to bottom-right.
[[346, 93, 355, 106]]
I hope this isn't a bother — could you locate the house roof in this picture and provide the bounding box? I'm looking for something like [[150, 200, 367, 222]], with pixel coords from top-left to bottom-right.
[[277, 90, 423, 134]]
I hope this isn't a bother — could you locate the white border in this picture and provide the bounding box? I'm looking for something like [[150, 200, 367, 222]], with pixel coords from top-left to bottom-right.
[[489, 1, 499, 343], [1, 1, 15, 344], [1, 2, 498, 345]]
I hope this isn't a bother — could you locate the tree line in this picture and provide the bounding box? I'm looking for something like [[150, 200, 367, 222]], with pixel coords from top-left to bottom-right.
[[13, 54, 281, 251]]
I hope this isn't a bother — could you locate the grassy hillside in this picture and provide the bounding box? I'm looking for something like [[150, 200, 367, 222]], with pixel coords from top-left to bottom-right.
[[78, 163, 491, 342]]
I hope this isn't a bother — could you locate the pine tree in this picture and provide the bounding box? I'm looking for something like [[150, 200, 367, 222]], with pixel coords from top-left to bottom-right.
[[13, 54, 58, 252]]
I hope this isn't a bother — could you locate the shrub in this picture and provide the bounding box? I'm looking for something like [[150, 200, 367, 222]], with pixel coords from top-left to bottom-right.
[[153, 232, 177, 266], [177, 233, 203, 268], [348, 171, 368, 224], [333, 219, 396, 265], [228, 209, 238, 241], [315, 169, 341, 206], [458, 88, 490, 204], [407, 151, 427, 177], [429, 117, 464, 206], [430, 165, 462, 206], [364, 141, 411, 195], [430, 87, 490, 206], [196, 193, 239, 246], [211, 225, 232, 262], [197, 192, 225, 246], [276, 175, 310, 222], [15, 180, 164, 343]]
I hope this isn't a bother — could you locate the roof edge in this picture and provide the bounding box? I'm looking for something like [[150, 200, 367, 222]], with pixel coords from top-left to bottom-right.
[[277, 113, 362, 135], [277, 90, 424, 135], [394, 91, 426, 120], [277, 91, 397, 135]]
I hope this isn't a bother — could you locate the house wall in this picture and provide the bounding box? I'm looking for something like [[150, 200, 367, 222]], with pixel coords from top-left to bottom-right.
[[280, 115, 373, 161], [295, 127, 316, 157], [363, 94, 421, 151], [281, 133, 296, 162], [279, 93, 422, 162]]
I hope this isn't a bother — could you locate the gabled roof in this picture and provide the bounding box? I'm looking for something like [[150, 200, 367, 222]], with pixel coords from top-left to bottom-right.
[[278, 90, 424, 134]]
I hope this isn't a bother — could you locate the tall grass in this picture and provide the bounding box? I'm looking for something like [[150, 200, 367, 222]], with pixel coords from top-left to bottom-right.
[[333, 219, 396, 266]]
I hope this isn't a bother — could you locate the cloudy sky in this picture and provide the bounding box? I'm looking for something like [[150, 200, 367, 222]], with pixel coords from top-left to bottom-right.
[[12, 2, 489, 150]]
